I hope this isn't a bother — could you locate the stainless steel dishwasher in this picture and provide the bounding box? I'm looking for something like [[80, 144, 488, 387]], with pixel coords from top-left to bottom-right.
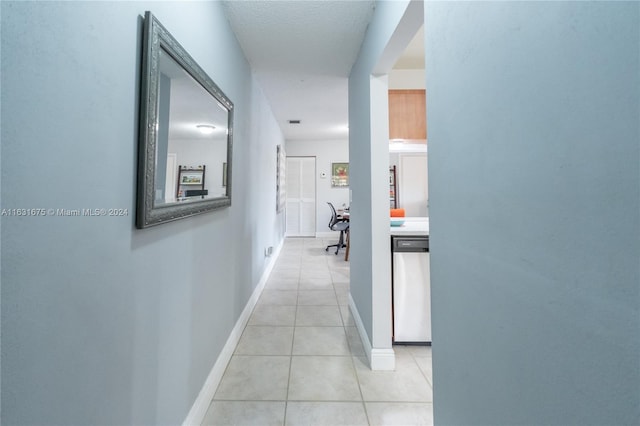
[[391, 236, 431, 344]]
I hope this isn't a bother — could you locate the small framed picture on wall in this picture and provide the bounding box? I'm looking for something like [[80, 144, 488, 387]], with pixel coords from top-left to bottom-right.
[[276, 145, 286, 211], [331, 162, 349, 187], [180, 172, 203, 185]]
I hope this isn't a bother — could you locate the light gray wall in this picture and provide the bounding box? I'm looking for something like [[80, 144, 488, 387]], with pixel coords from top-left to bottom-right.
[[169, 137, 227, 195], [285, 139, 349, 233], [1, 2, 285, 425], [349, 0, 421, 350], [425, 2, 639, 425], [389, 69, 425, 90]]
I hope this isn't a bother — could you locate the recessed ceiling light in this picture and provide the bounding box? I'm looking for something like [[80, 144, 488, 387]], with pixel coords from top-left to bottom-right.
[[196, 124, 216, 135]]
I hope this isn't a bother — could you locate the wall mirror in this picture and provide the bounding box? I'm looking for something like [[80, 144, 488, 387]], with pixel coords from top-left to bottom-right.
[[136, 11, 233, 228]]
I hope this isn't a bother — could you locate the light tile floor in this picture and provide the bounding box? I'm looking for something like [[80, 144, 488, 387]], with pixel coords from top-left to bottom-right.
[[203, 238, 433, 426]]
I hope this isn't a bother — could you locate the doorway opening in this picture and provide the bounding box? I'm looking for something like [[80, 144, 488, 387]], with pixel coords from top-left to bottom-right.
[[285, 156, 317, 237]]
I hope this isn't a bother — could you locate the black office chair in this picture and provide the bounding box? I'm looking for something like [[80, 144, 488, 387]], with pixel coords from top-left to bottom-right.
[[325, 202, 349, 255]]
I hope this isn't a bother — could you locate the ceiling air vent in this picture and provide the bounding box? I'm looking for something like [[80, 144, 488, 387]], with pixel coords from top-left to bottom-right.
[[288, 120, 301, 124]]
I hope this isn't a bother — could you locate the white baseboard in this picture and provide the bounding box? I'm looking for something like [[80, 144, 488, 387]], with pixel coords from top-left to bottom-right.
[[348, 293, 373, 365], [182, 240, 283, 426], [370, 348, 396, 370], [316, 231, 341, 238], [349, 294, 396, 371]]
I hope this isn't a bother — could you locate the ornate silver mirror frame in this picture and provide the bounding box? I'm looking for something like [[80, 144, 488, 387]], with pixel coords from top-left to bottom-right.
[[136, 11, 233, 229]]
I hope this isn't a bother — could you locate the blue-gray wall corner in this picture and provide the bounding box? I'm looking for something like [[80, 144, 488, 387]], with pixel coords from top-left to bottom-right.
[[1, 2, 285, 424], [425, 2, 640, 425]]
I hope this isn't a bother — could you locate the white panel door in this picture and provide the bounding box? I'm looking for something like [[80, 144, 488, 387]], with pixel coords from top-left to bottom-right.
[[399, 153, 428, 217], [164, 153, 177, 202], [286, 157, 316, 236]]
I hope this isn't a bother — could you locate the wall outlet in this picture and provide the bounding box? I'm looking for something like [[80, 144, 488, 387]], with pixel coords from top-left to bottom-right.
[[264, 246, 274, 257]]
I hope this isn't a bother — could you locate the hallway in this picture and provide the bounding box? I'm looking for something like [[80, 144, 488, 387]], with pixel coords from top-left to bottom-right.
[[202, 238, 433, 425]]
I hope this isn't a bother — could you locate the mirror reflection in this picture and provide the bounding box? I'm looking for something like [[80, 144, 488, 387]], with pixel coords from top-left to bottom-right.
[[154, 48, 229, 205], [136, 11, 233, 229]]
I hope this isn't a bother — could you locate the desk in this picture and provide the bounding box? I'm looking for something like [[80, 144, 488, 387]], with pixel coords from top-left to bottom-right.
[[338, 212, 350, 261]]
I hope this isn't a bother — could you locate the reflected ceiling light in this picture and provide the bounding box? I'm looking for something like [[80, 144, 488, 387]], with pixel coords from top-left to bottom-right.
[[332, 124, 349, 133], [196, 124, 216, 135]]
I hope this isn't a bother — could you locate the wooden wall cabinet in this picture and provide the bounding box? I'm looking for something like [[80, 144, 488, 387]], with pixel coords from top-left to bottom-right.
[[388, 89, 426, 140]]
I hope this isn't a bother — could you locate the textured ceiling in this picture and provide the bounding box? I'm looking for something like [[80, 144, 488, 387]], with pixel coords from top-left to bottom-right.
[[222, 0, 376, 140]]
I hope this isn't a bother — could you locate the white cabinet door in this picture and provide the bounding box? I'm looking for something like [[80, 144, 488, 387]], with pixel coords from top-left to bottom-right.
[[399, 153, 428, 217], [286, 157, 316, 236], [393, 251, 431, 342]]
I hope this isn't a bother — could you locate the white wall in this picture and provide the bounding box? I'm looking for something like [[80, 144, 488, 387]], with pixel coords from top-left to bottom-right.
[[397, 153, 428, 217], [389, 151, 429, 215], [389, 69, 425, 89], [169, 137, 227, 196], [1, 2, 285, 424], [425, 2, 639, 424], [285, 139, 349, 234]]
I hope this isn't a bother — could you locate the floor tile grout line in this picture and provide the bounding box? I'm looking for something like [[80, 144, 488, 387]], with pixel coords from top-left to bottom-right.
[[409, 350, 434, 389], [349, 337, 372, 425], [283, 256, 301, 426], [337, 248, 370, 426], [218, 254, 300, 402], [209, 398, 435, 404], [209, 238, 435, 424], [211, 397, 434, 404], [333, 240, 373, 423], [287, 399, 365, 403]]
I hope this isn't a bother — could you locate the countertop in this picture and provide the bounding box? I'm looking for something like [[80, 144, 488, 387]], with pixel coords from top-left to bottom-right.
[[390, 217, 429, 236]]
